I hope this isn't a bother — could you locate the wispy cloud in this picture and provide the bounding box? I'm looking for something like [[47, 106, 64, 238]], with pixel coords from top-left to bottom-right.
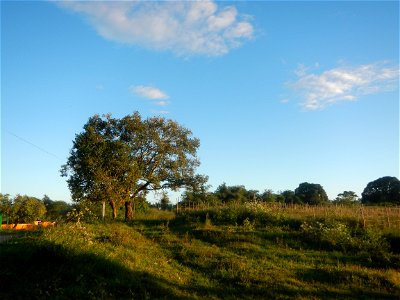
[[130, 85, 171, 114], [151, 110, 169, 115], [289, 62, 399, 110], [155, 100, 169, 107], [130, 85, 169, 100], [57, 0, 254, 57]]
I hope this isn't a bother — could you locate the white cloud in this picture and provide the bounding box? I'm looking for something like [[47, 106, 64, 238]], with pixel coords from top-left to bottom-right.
[[290, 62, 399, 110], [156, 100, 169, 107], [280, 98, 289, 104], [130, 85, 169, 100], [57, 0, 254, 56], [151, 110, 169, 115]]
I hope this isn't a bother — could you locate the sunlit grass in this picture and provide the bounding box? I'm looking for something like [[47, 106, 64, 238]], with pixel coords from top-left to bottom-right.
[[1, 208, 399, 299]]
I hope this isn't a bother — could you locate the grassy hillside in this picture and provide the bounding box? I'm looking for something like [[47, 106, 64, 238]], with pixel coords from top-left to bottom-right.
[[1, 207, 399, 299]]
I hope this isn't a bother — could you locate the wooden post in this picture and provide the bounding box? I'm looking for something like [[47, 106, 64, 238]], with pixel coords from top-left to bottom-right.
[[102, 201, 105, 222], [360, 206, 366, 228], [386, 207, 391, 228]]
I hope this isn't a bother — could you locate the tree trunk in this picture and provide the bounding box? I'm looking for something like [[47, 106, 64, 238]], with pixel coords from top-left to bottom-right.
[[109, 200, 117, 220], [113, 206, 117, 220], [125, 200, 133, 221]]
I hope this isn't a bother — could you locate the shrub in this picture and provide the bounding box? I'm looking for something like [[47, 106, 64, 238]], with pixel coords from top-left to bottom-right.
[[66, 200, 99, 223], [301, 219, 389, 254]]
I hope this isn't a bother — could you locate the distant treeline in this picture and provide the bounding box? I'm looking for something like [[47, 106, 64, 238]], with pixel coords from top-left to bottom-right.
[[0, 194, 72, 224], [179, 176, 400, 207], [1, 176, 398, 224]]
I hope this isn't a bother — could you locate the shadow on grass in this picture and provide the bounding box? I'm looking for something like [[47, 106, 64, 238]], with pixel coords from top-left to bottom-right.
[[298, 268, 400, 299], [164, 225, 400, 299], [0, 236, 182, 299], [94, 216, 399, 299]]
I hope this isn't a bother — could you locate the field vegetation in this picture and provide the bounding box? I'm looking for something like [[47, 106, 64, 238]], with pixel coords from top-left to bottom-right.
[[1, 204, 399, 299], [2, 113, 399, 298]]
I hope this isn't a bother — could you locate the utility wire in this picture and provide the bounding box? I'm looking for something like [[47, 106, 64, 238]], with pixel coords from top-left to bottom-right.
[[7, 130, 62, 160]]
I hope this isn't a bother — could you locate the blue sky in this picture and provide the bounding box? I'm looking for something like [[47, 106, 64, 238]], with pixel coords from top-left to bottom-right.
[[1, 1, 399, 203]]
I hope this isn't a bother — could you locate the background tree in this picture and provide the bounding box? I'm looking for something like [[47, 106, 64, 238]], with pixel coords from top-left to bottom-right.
[[160, 192, 171, 210], [361, 176, 400, 205], [62, 112, 201, 220], [294, 182, 329, 205], [214, 183, 252, 203], [11, 195, 47, 224], [260, 189, 276, 203], [0, 194, 13, 223], [42, 195, 73, 220], [279, 190, 301, 205], [181, 174, 215, 205], [333, 191, 360, 205]]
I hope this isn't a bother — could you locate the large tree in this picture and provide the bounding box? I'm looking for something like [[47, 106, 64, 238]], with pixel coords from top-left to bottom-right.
[[361, 176, 400, 205], [294, 182, 329, 205], [61, 112, 201, 220]]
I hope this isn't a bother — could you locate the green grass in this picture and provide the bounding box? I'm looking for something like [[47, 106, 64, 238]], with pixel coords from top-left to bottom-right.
[[1, 208, 399, 299]]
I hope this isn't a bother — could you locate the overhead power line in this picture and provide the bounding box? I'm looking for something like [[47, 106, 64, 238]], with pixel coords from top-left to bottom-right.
[[7, 130, 61, 160]]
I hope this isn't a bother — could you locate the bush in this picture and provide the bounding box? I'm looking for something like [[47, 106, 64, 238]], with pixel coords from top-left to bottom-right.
[[66, 200, 99, 223], [300, 219, 389, 254]]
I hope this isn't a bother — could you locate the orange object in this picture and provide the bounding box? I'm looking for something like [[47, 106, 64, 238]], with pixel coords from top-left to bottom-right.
[[1, 222, 56, 230]]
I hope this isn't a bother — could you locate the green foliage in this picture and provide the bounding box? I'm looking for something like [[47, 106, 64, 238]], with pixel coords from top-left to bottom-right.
[[177, 203, 295, 230], [160, 191, 170, 210], [61, 112, 202, 219], [295, 182, 329, 205], [214, 183, 255, 203], [333, 191, 360, 205], [11, 195, 47, 223], [0, 193, 13, 219], [362, 176, 400, 205], [260, 189, 276, 202], [66, 200, 100, 224], [300, 220, 389, 254], [280, 190, 301, 204], [1, 208, 399, 299], [43, 195, 73, 221], [242, 217, 255, 232], [134, 197, 150, 213]]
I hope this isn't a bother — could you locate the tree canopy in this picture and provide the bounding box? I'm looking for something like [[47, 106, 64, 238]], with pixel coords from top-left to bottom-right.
[[361, 176, 400, 205], [9, 195, 46, 224], [294, 182, 329, 205], [42, 195, 73, 220], [334, 191, 359, 205], [61, 112, 202, 219]]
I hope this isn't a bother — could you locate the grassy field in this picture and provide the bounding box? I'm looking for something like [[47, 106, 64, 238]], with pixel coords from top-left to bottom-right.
[[1, 205, 399, 299]]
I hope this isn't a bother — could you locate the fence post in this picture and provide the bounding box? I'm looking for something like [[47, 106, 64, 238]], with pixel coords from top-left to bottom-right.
[[102, 201, 105, 222], [386, 207, 391, 228], [360, 206, 366, 228]]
